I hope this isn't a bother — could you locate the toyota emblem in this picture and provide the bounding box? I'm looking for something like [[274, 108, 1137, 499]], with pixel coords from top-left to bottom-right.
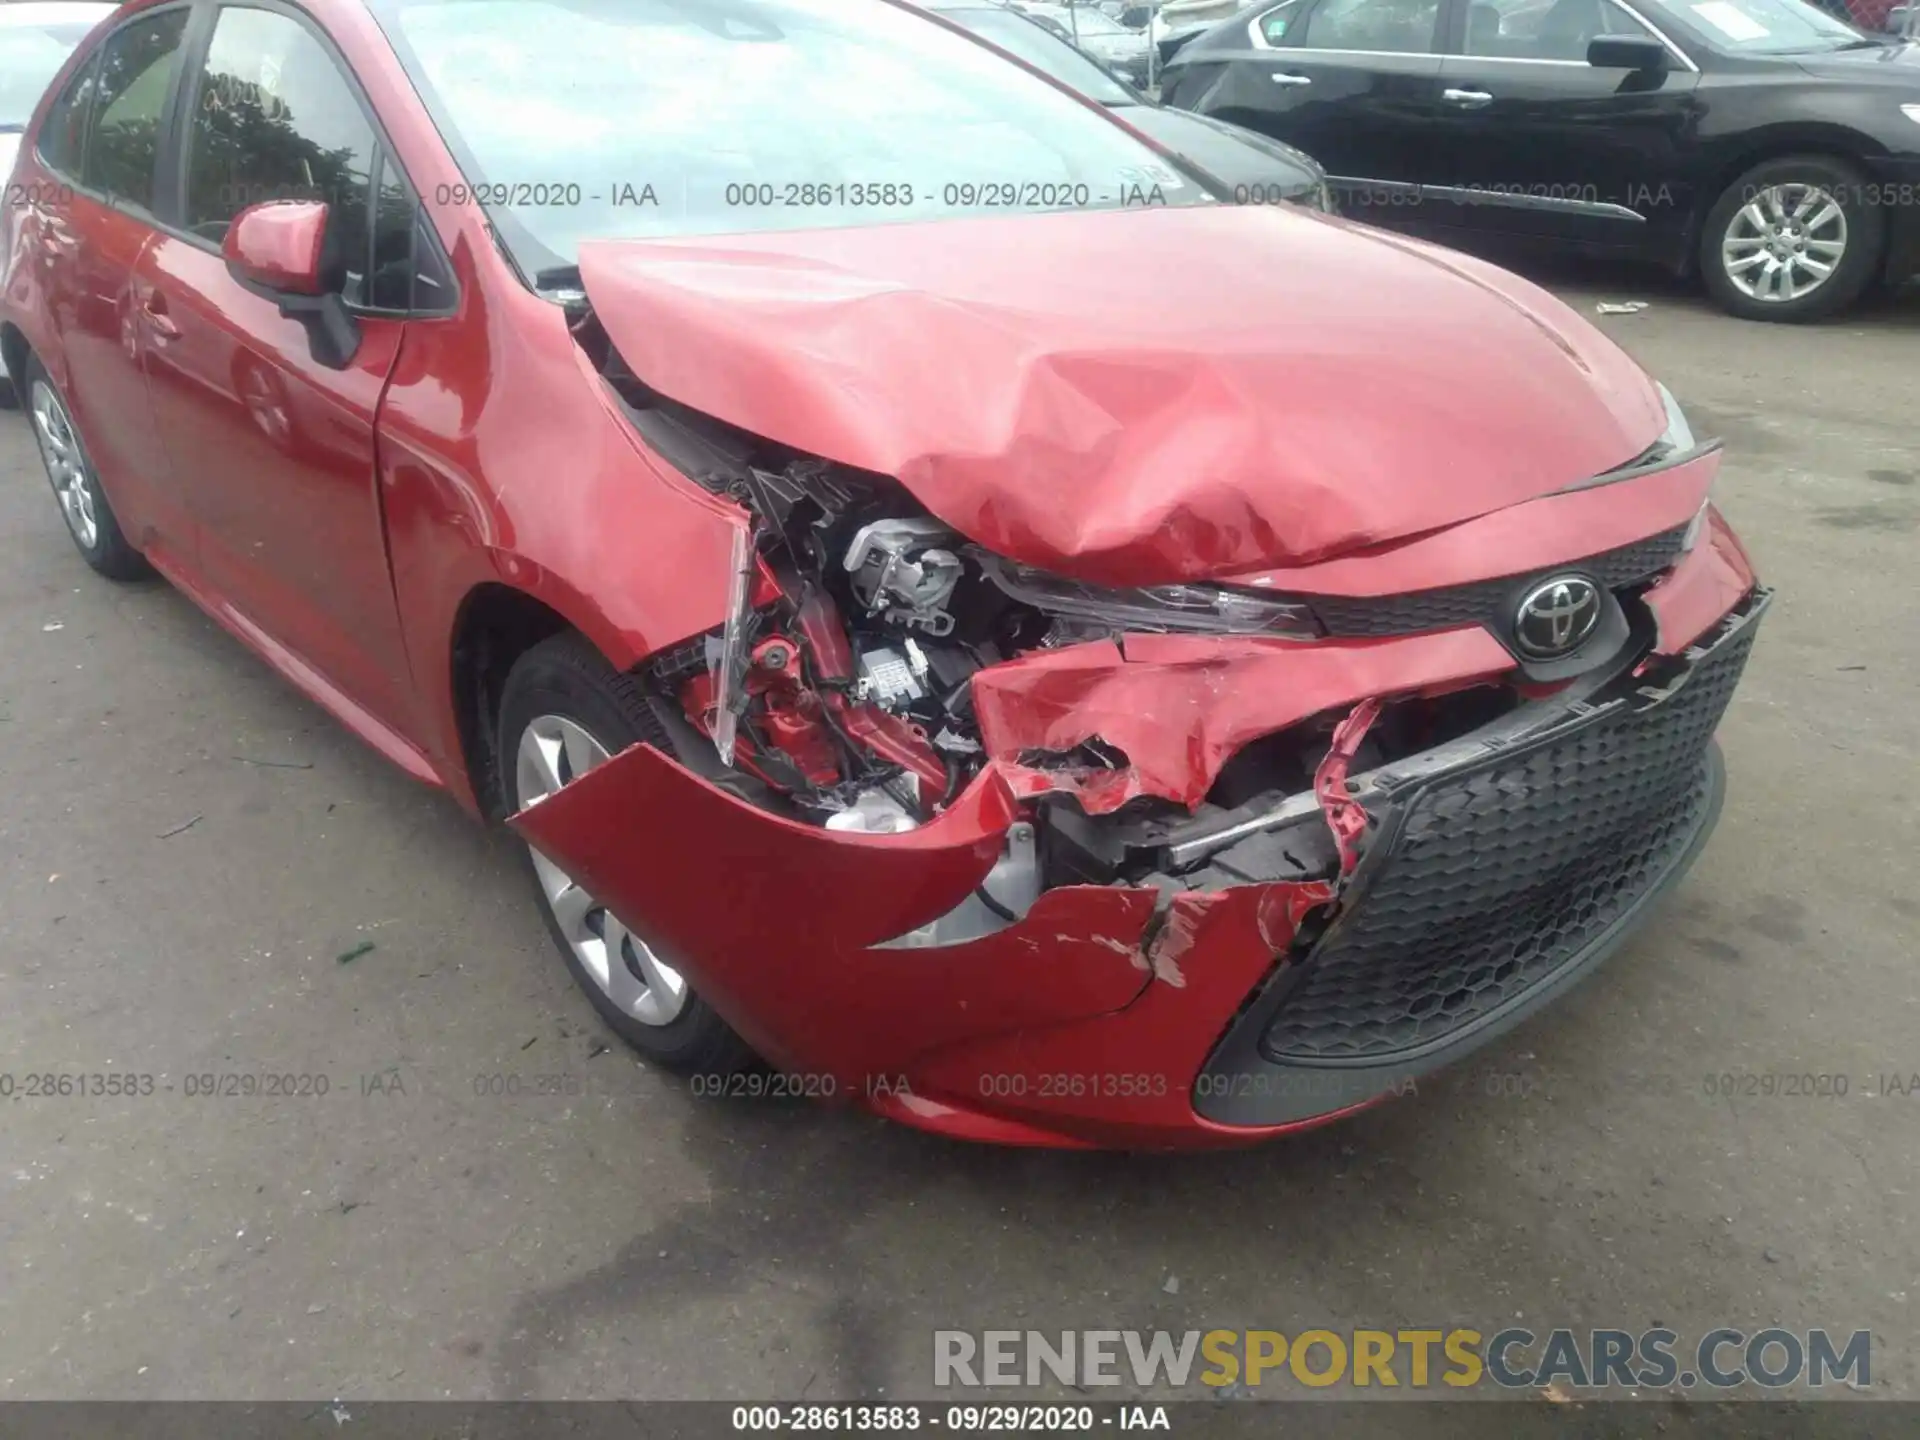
[[1514, 576, 1602, 659]]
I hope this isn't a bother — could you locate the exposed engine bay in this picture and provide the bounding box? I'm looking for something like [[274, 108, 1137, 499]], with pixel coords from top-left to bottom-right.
[[628, 400, 1064, 840], [587, 325, 1560, 940]]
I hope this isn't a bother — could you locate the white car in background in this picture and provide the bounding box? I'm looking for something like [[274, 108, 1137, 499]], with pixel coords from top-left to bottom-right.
[[0, 2, 117, 391], [1147, 0, 1244, 55]]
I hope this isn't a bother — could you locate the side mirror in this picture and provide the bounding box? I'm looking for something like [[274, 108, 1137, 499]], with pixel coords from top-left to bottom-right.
[[1587, 35, 1668, 70], [223, 199, 329, 293], [222, 200, 360, 370]]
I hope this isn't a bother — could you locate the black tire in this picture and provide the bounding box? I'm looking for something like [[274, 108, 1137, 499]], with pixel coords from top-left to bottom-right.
[[496, 631, 757, 1076], [23, 357, 151, 580], [1699, 155, 1883, 323]]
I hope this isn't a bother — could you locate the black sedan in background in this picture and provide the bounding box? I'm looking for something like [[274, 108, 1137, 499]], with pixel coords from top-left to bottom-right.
[[1162, 0, 1920, 319], [926, 0, 1333, 207]]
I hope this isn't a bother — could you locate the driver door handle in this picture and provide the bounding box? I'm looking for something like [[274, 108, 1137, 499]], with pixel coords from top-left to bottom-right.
[[1270, 71, 1312, 85], [1442, 87, 1494, 106], [142, 289, 181, 341], [40, 221, 79, 259]]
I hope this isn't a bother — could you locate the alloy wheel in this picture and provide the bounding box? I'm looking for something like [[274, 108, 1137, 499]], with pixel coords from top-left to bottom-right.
[[514, 714, 689, 1026], [239, 364, 292, 446], [1720, 184, 1848, 305], [31, 380, 98, 550]]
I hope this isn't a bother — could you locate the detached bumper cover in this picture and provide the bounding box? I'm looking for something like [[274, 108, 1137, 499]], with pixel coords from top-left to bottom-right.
[[510, 569, 1763, 1150]]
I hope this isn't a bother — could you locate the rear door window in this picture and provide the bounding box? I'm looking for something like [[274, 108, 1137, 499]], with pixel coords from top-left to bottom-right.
[[1463, 0, 1661, 58], [82, 8, 191, 215], [1296, 0, 1444, 49], [36, 52, 101, 177], [1258, 0, 1313, 42]]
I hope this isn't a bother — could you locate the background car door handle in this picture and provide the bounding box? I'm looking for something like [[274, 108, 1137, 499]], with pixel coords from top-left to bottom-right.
[[142, 292, 181, 341], [1442, 88, 1494, 106], [1270, 72, 1312, 85]]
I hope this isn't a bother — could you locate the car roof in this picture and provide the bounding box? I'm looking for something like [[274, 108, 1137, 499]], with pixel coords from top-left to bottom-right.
[[0, 2, 119, 25]]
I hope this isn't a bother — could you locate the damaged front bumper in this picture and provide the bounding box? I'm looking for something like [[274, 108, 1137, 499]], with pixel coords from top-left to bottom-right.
[[509, 572, 1768, 1150], [1194, 591, 1763, 1128]]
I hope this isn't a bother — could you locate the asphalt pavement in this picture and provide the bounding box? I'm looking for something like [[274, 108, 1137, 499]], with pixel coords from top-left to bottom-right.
[[0, 266, 1916, 1406]]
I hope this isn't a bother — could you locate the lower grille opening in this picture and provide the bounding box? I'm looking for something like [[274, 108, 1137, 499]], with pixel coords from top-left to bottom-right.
[[1259, 619, 1755, 1065]]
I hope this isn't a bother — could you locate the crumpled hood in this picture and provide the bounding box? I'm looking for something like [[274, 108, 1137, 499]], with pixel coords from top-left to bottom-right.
[[580, 204, 1666, 584]]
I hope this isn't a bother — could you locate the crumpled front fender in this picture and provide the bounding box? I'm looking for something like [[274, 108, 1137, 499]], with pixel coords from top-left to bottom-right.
[[509, 747, 1162, 1083]]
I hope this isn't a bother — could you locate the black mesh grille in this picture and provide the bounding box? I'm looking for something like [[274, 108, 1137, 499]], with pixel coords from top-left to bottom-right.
[[1589, 525, 1696, 587], [1304, 525, 1689, 639], [1260, 619, 1754, 1064]]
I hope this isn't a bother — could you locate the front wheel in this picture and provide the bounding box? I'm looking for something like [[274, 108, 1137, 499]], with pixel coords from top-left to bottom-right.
[[1699, 156, 1882, 322], [24, 358, 150, 580], [497, 632, 757, 1076]]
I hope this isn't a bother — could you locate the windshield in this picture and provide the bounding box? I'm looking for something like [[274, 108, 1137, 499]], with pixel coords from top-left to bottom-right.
[[372, 0, 1204, 276], [0, 20, 98, 129], [937, 7, 1136, 101], [1660, 0, 1864, 52]]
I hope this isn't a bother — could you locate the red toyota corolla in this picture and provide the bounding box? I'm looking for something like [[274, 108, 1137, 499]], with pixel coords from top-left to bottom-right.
[[3, 0, 1766, 1149]]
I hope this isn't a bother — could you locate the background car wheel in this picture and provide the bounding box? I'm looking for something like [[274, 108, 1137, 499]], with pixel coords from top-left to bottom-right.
[[1700, 156, 1882, 323], [24, 358, 150, 580], [497, 631, 757, 1076]]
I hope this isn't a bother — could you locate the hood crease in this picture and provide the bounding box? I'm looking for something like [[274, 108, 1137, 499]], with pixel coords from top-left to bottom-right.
[[580, 206, 1667, 584]]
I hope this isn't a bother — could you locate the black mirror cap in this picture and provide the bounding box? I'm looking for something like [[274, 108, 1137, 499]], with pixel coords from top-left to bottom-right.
[[1587, 35, 1668, 69], [274, 291, 363, 371]]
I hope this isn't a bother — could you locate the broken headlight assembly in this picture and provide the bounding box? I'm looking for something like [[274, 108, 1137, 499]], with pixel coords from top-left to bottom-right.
[[647, 460, 1325, 841], [974, 552, 1323, 639], [1656, 382, 1714, 554], [1656, 382, 1696, 455]]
